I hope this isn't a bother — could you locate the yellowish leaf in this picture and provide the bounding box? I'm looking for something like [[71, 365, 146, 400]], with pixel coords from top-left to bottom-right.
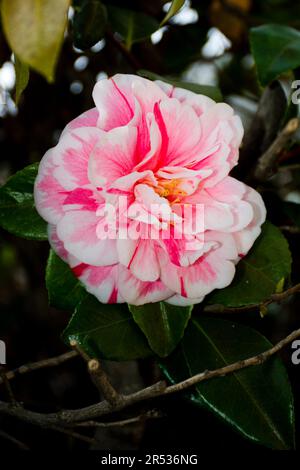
[[1, 0, 70, 82]]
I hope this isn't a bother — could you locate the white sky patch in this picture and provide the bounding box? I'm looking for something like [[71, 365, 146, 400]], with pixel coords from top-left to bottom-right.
[[96, 71, 108, 81], [183, 62, 218, 86], [151, 27, 168, 45], [74, 55, 89, 71], [70, 80, 83, 94], [0, 62, 16, 90], [91, 39, 106, 52], [202, 27, 231, 58], [163, 1, 198, 25], [68, 6, 74, 21]]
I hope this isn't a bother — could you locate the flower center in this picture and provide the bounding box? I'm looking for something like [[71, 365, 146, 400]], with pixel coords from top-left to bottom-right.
[[154, 178, 187, 201]]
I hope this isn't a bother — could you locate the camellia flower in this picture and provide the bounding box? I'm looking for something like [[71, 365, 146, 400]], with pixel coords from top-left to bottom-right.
[[34, 74, 266, 306]]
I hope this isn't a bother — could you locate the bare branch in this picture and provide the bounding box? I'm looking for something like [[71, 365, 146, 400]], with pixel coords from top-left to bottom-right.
[[254, 118, 300, 181], [0, 350, 78, 385], [75, 409, 163, 428], [204, 282, 300, 315], [0, 327, 299, 428], [88, 359, 122, 406], [280, 225, 300, 235]]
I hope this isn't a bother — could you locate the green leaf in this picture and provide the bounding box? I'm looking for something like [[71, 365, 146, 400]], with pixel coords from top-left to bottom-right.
[[63, 295, 153, 361], [138, 70, 223, 102], [46, 250, 87, 311], [0, 164, 47, 240], [161, 317, 295, 450], [129, 303, 192, 357], [207, 222, 291, 307], [14, 55, 29, 104], [161, 0, 185, 26], [1, 0, 70, 82], [250, 24, 300, 86], [73, 0, 107, 50], [107, 6, 159, 49]]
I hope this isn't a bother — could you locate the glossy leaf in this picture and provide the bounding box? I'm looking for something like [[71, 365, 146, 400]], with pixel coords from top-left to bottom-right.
[[73, 0, 107, 50], [250, 24, 300, 86], [138, 69, 222, 101], [107, 6, 159, 49], [1, 0, 70, 82], [207, 222, 291, 307], [14, 55, 29, 104], [129, 303, 192, 357], [0, 164, 47, 240], [161, 0, 185, 26], [46, 250, 87, 311], [63, 295, 153, 361], [161, 317, 295, 449]]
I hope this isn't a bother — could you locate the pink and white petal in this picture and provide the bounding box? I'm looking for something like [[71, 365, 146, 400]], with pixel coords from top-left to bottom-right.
[[206, 176, 246, 203], [154, 98, 202, 167], [34, 149, 68, 224], [48, 225, 69, 262], [62, 108, 99, 134], [73, 263, 124, 303], [131, 77, 168, 116], [63, 187, 102, 212], [118, 266, 172, 305], [52, 127, 103, 190], [109, 170, 156, 193], [134, 113, 162, 171], [155, 81, 215, 116], [88, 126, 138, 187], [158, 233, 237, 299], [233, 187, 266, 257], [165, 293, 203, 306], [92, 75, 135, 131], [57, 210, 118, 266], [117, 238, 160, 282]]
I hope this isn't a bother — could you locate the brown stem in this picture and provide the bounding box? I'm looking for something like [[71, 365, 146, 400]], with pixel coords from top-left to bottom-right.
[[0, 350, 78, 385], [254, 118, 300, 181]]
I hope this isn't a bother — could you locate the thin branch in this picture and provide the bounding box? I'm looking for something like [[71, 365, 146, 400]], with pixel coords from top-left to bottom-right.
[[88, 359, 122, 406], [0, 368, 16, 403], [70, 340, 121, 406], [254, 118, 300, 181], [0, 350, 78, 385], [75, 409, 163, 428], [0, 327, 299, 427], [204, 282, 300, 314], [280, 225, 300, 235], [0, 429, 29, 450]]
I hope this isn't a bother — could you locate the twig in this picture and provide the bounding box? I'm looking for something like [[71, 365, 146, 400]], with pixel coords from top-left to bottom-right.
[[70, 340, 90, 362], [88, 359, 122, 406], [0, 327, 299, 427], [204, 282, 300, 314], [280, 225, 300, 234], [0, 429, 29, 450], [254, 118, 300, 181], [0, 350, 78, 385], [75, 409, 163, 428], [70, 340, 121, 406], [164, 327, 300, 394], [0, 367, 16, 403]]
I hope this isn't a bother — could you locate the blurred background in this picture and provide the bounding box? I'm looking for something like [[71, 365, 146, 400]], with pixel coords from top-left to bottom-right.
[[1, 0, 300, 450]]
